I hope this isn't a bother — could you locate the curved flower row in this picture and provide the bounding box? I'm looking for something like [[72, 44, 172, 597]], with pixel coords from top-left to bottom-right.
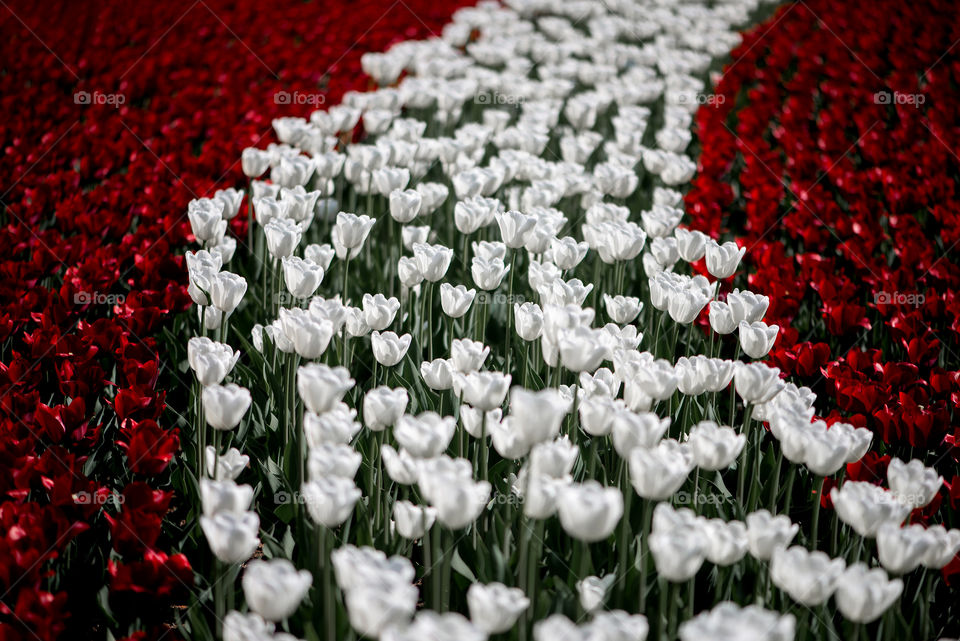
[[684, 0, 960, 566], [0, 1, 473, 639], [183, 0, 957, 640]]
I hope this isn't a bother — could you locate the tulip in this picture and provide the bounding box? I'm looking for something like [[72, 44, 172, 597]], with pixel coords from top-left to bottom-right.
[[371, 331, 412, 366], [413, 242, 453, 282], [471, 256, 510, 291], [302, 476, 362, 527], [241, 147, 271, 178], [296, 364, 354, 414], [389, 188, 422, 223], [746, 510, 799, 561], [395, 412, 456, 459], [440, 283, 476, 319], [557, 481, 623, 542], [496, 210, 540, 249], [264, 216, 302, 260], [304, 243, 336, 271], [467, 582, 530, 634], [209, 236, 236, 264], [877, 522, 936, 574], [674, 228, 708, 262], [280, 309, 334, 359], [612, 410, 671, 457], [508, 386, 570, 446], [202, 383, 252, 431], [213, 188, 244, 220], [603, 294, 643, 325], [738, 320, 779, 359], [223, 611, 273, 641], [579, 395, 620, 437], [770, 546, 845, 606], [557, 326, 608, 373], [457, 371, 511, 411], [514, 302, 544, 341], [393, 500, 436, 539], [649, 528, 706, 582], [200, 479, 254, 516], [579, 368, 621, 398], [187, 337, 240, 386], [253, 197, 289, 228], [576, 575, 614, 614], [381, 444, 420, 485], [398, 256, 424, 289], [834, 563, 903, 624], [461, 406, 502, 439], [362, 293, 401, 331], [428, 475, 491, 530], [402, 225, 431, 251], [629, 439, 693, 501], [334, 212, 376, 253], [726, 288, 770, 324], [188, 198, 227, 244], [209, 272, 248, 315], [450, 338, 490, 373], [200, 511, 260, 564], [205, 446, 249, 481], [307, 443, 362, 479], [887, 457, 943, 509], [363, 386, 408, 432], [704, 240, 744, 279], [921, 525, 960, 569], [702, 519, 748, 566], [679, 603, 794, 641], [549, 236, 589, 271], [734, 362, 784, 404], [304, 406, 362, 447], [420, 358, 455, 391], [708, 300, 738, 335], [687, 421, 745, 471], [830, 482, 909, 537], [345, 582, 419, 639], [382, 611, 486, 641], [242, 559, 312, 622], [281, 255, 324, 299], [344, 306, 371, 338]]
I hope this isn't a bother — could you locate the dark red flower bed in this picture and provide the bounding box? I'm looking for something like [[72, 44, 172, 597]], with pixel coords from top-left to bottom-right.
[[686, 0, 960, 572], [0, 1, 473, 638]]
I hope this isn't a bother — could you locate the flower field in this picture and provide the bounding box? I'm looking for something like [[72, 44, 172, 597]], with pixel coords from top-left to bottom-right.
[[2, 0, 959, 640]]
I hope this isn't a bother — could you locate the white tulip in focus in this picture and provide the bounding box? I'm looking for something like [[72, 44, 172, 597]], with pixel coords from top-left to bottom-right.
[[371, 331, 412, 366], [202, 383, 252, 431]]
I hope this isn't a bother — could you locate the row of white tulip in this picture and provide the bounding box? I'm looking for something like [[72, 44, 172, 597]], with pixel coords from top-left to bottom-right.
[[181, 0, 958, 640]]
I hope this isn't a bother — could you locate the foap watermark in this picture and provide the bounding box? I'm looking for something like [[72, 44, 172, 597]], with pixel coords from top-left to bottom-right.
[[674, 92, 725, 107], [475, 292, 527, 305], [74, 90, 126, 107], [274, 90, 326, 107], [73, 291, 126, 306], [873, 91, 925, 106], [73, 490, 124, 506], [673, 491, 732, 507], [475, 91, 524, 106], [874, 291, 925, 307]]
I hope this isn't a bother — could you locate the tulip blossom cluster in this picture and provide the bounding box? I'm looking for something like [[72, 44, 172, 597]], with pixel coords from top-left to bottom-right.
[[177, 0, 960, 638], [0, 0, 476, 639]]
